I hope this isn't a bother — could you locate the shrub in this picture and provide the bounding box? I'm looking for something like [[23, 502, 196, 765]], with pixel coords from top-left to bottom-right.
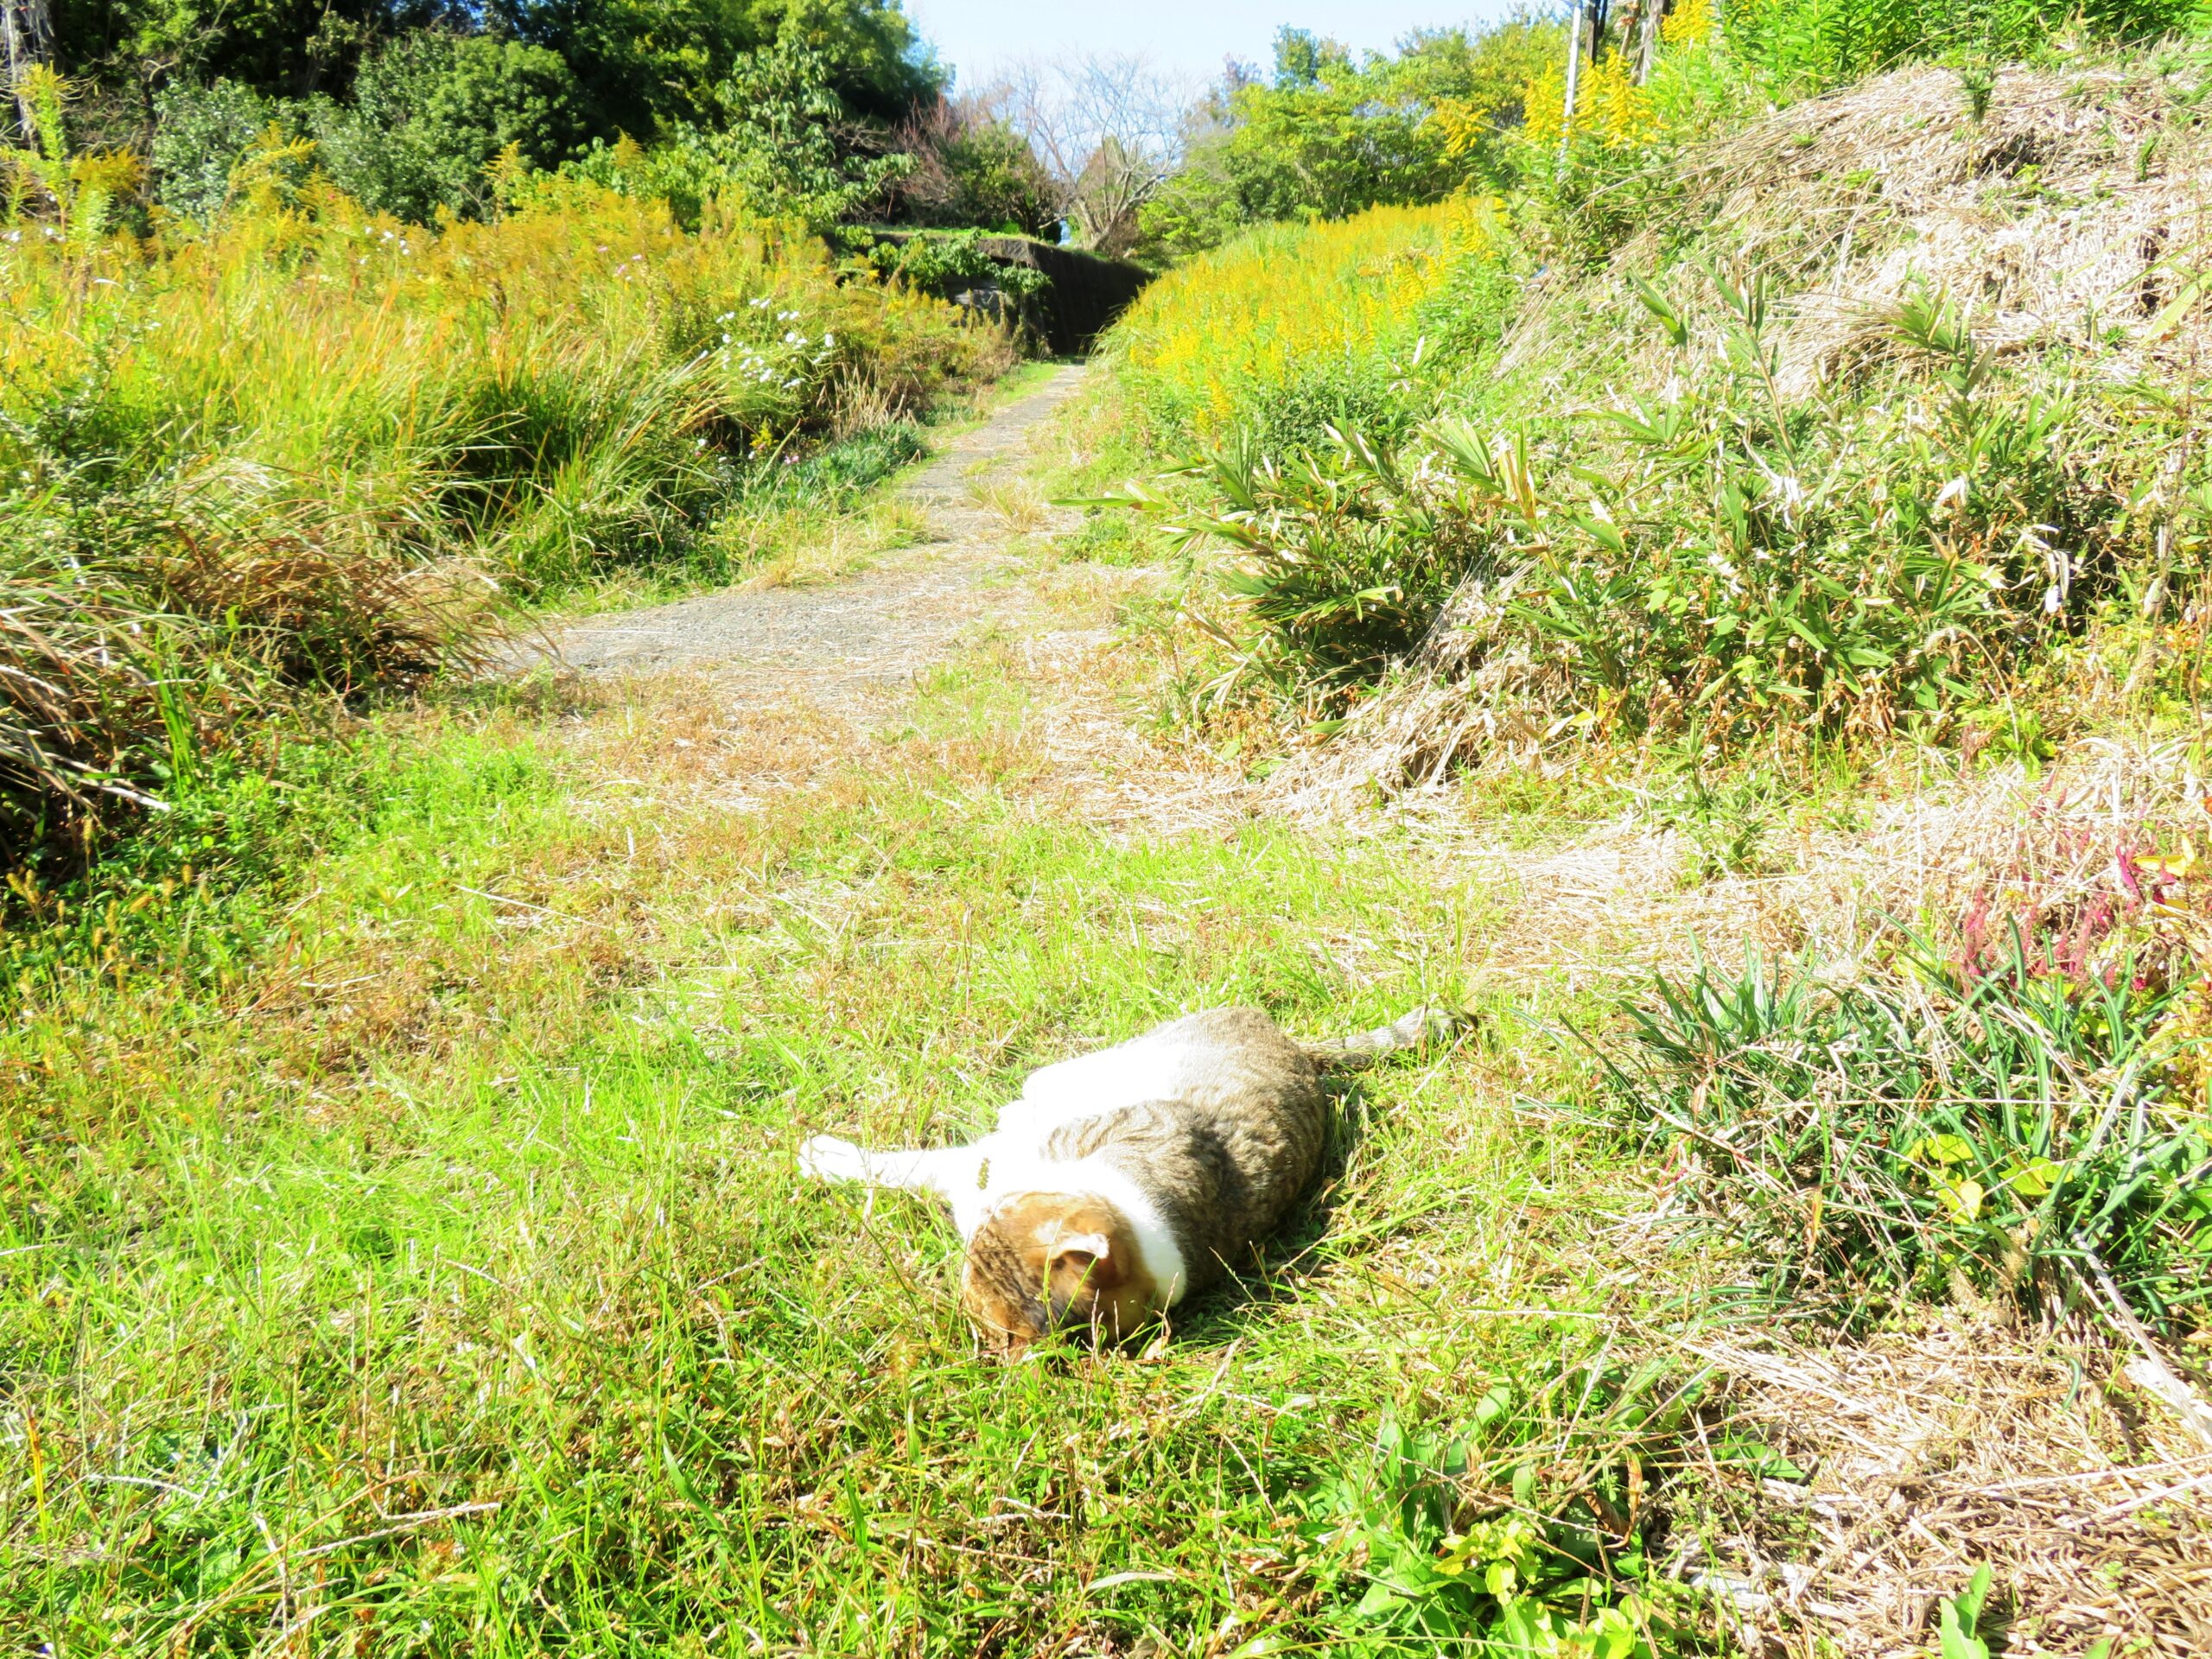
[[149, 79, 277, 225], [556, 42, 910, 234], [310, 33, 590, 224], [1127, 433, 1501, 718], [886, 98, 1058, 238], [1437, 275, 2132, 744], [0, 486, 490, 868]]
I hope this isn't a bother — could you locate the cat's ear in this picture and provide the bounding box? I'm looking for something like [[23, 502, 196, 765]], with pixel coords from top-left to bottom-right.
[[1048, 1233, 1122, 1291], [1052, 1231, 1113, 1262]]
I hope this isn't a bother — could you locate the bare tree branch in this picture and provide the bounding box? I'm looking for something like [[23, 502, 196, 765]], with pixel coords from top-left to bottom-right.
[[979, 52, 1194, 254]]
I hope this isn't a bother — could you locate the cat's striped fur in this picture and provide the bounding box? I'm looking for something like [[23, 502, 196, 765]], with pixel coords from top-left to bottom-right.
[[799, 1004, 1454, 1354]]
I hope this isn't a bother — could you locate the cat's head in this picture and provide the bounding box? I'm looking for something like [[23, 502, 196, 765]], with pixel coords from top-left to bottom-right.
[[960, 1193, 1158, 1357]]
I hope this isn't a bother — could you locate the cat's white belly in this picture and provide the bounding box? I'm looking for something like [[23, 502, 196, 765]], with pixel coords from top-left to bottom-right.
[[1001, 1036, 1195, 1134], [803, 1032, 1208, 1309]]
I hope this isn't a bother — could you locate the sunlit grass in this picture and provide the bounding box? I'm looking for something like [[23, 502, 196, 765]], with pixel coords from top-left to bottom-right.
[[0, 651, 1699, 1654], [0, 183, 1008, 862]]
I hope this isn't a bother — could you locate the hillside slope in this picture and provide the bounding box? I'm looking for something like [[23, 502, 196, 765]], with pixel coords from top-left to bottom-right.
[[1314, 52, 2212, 796], [1081, 41, 2212, 1656]]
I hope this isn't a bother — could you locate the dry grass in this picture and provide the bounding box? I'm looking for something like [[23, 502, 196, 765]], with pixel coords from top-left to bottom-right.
[[1681, 1317, 2212, 1656], [970, 475, 1052, 533], [1678, 61, 2212, 395], [1498, 57, 2212, 398], [1283, 731, 2212, 1010]]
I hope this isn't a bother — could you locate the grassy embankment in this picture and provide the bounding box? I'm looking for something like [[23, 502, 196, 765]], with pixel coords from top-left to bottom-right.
[[10, 25, 2212, 1659]]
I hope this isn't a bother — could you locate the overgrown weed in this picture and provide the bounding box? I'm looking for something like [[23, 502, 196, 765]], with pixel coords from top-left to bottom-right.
[[1, 164, 1006, 866], [1592, 934, 2210, 1334]]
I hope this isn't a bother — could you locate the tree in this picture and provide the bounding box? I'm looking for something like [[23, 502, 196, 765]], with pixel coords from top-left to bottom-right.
[[483, 0, 933, 138], [1133, 17, 1563, 262], [54, 2, 458, 111], [988, 52, 1190, 254], [53, 0, 936, 146], [4, 0, 55, 144], [884, 92, 1056, 236], [563, 39, 909, 232], [310, 32, 590, 221]]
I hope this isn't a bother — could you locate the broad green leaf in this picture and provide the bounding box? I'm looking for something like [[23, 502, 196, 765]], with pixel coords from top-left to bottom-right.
[[1906, 1134, 1974, 1166], [1936, 1565, 1993, 1659], [2003, 1156, 2064, 1198], [1936, 1175, 1986, 1222]]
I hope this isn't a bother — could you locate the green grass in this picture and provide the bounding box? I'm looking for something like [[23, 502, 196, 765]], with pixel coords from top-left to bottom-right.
[[1, 652, 1736, 1654]]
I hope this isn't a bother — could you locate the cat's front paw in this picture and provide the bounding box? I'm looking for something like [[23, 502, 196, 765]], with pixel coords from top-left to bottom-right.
[[798, 1134, 864, 1182]]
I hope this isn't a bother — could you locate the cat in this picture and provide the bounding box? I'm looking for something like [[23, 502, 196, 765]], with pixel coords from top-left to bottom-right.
[[798, 1004, 1453, 1355]]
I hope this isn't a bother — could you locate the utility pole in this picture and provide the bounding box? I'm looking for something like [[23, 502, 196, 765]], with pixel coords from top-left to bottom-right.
[[1559, 0, 1584, 168], [3, 0, 54, 147]]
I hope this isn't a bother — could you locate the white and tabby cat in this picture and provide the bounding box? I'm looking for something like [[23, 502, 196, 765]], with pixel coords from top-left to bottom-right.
[[799, 1005, 1453, 1354]]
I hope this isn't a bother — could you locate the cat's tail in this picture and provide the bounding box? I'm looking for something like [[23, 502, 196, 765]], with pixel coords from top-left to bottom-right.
[[1300, 1005, 1462, 1070]]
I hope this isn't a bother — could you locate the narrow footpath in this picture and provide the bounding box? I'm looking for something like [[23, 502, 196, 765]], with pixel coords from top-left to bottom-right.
[[543, 365, 1090, 711]]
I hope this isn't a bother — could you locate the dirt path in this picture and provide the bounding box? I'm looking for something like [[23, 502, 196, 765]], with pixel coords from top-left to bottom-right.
[[541, 364, 1090, 709]]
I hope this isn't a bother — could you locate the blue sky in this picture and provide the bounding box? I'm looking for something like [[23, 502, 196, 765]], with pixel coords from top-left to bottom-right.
[[905, 1, 1518, 92]]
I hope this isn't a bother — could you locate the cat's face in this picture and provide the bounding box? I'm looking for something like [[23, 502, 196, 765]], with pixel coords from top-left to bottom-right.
[[960, 1194, 1158, 1357]]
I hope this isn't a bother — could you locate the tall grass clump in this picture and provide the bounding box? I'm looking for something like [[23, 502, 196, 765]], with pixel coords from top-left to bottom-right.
[[1595, 938, 2211, 1336], [1110, 272, 2179, 743], [1, 126, 1004, 868]]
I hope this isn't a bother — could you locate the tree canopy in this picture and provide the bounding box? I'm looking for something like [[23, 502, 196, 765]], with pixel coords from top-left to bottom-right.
[[1136, 19, 1560, 262], [54, 0, 933, 136]]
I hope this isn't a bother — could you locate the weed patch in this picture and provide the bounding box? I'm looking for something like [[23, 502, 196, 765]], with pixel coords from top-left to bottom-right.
[[0, 183, 1007, 864], [1595, 944, 2211, 1333]]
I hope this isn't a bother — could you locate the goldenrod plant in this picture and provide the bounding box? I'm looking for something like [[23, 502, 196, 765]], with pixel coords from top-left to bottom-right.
[[1, 65, 140, 246], [0, 130, 1003, 862]]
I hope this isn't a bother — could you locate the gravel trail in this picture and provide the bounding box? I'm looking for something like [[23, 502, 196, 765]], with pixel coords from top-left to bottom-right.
[[538, 364, 1089, 709]]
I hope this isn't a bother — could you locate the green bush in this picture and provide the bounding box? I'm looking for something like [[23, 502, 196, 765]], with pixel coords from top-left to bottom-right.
[[556, 41, 910, 232], [873, 229, 1048, 303], [889, 101, 1058, 238], [1453, 275, 2122, 742], [0, 484, 489, 871], [311, 33, 590, 224], [54, 1, 937, 157], [1115, 429, 1494, 718], [1135, 21, 1560, 263], [149, 79, 277, 224]]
